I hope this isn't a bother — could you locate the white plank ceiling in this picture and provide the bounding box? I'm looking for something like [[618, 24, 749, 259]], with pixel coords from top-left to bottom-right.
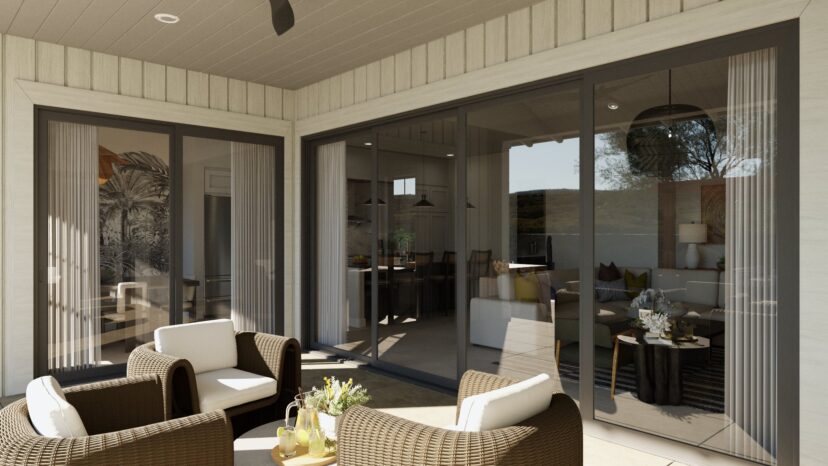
[[0, 0, 538, 89]]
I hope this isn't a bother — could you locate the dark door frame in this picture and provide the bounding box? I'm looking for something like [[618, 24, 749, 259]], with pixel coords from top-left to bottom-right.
[[300, 20, 799, 466], [34, 107, 285, 385]]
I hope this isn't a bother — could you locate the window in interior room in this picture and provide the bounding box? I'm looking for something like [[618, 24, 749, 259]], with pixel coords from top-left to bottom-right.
[[465, 85, 581, 400], [42, 119, 172, 377], [393, 177, 416, 196], [313, 131, 374, 357], [181, 135, 279, 332], [593, 49, 778, 464], [377, 114, 457, 381]]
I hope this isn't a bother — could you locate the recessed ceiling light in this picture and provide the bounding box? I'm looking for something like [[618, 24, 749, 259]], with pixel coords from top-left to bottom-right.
[[154, 13, 180, 24], [363, 142, 373, 146], [607, 102, 620, 110], [446, 153, 454, 157]]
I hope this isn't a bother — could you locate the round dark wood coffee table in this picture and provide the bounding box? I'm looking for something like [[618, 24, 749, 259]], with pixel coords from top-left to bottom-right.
[[616, 334, 710, 405]]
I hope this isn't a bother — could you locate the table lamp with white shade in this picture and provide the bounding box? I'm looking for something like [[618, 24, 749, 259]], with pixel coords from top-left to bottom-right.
[[679, 222, 707, 269]]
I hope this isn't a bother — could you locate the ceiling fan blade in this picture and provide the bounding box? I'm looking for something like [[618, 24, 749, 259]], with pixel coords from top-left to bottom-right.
[[269, 0, 295, 35]]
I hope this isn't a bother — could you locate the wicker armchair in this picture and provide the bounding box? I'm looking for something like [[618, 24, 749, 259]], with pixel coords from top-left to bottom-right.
[[0, 375, 232, 465], [127, 330, 301, 437], [337, 370, 582, 466]]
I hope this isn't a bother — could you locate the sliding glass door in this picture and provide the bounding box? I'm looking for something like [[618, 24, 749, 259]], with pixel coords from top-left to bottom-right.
[[305, 24, 796, 466], [465, 85, 580, 398], [592, 49, 781, 464], [181, 134, 281, 332], [376, 113, 457, 381], [39, 115, 173, 379], [312, 131, 374, 357], [37, 111, 284, 382]]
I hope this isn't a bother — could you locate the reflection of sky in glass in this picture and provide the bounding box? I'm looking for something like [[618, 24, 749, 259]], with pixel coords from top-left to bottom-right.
[[509, 139, 579, 193]]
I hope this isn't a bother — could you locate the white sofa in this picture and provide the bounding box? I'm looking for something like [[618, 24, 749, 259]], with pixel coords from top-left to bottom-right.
[[470, 297, 551, 349]]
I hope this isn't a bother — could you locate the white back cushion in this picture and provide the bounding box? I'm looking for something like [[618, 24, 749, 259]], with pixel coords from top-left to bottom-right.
[[26, 376, 87, 438], [455, 373, 554, 432], [155, 319, 237, 374]]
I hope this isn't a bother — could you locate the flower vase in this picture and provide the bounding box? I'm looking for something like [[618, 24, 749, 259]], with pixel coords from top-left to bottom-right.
[[318, 412, 340, 440], [496, 274, 514, 300]]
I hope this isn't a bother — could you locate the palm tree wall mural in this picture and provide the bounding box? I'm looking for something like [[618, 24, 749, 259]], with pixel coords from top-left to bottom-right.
[[99, 149, 170, 284]]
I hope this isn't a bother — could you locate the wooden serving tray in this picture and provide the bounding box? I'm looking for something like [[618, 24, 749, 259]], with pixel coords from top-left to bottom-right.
[[271, 445, 336, 466]]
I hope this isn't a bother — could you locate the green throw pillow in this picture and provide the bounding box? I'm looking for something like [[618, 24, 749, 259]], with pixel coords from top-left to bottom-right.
[[624, 270, 648, 299], [514, 273, 539, 302]]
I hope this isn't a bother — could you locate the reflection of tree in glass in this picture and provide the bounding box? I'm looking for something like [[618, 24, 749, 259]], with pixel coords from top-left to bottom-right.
[[99, 151, 169, 284], [597, 111, 744, 189]]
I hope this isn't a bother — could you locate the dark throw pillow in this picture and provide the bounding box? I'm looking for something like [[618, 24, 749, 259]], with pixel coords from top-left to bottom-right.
[[595, 278, 628, 302], [598, 262, 622, 281], [624, 269, 648, 299]]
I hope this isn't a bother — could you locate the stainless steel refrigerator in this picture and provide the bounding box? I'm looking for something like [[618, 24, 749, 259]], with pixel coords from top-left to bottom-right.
[[204, 195, 231, 319]]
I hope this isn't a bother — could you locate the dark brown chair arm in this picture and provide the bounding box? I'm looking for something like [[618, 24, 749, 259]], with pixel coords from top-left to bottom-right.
[[127, 342, 198, 418], [64, 374, 164, 435], [235, 332, 301, 397], [0, 399, 233, 466], [455, 370, 518, 421], [337, 396, 583, 466]]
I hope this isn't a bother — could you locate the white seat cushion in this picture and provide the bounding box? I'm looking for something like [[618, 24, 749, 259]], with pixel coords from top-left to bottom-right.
[[155, 319, 237, 374], [196, 367, 278, 413], [25, 376, 88, 438], [454, 373, 554, 432]]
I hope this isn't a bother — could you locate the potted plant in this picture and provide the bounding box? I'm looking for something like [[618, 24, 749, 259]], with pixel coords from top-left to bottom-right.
[[307, 376, 370, 439]]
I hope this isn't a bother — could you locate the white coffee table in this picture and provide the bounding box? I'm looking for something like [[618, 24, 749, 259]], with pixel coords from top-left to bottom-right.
[[234, 419, 337, 466]]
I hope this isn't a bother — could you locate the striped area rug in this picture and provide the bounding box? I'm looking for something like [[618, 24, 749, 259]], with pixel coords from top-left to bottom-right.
[[558, 347, 725, 413]]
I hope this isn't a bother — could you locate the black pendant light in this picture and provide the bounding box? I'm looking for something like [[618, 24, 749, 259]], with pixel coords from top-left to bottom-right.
[[414, 194, 435, 208], [625, 68, 712, 179], [413, 152, 434, 208], [361, 197, 386, 206]]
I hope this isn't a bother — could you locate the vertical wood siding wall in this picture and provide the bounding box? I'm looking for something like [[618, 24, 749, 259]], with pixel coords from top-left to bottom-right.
[[293, 0, 722, 121], [0, 36, 296, 120]]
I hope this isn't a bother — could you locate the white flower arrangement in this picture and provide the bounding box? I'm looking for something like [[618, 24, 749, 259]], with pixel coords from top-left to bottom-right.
[[307, 376, 371, 417], [640, 311, 671, 336]]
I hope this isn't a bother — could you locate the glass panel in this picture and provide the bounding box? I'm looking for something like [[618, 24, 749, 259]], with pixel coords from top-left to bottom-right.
[[313, 132, 373, 357], [593, 50, 777, 464], [377, 115, 457, 380], [47, 123, 171, 373], [465, 86, 581, 401], [181, 136, 278, 330], [182, 136, 231, 323]]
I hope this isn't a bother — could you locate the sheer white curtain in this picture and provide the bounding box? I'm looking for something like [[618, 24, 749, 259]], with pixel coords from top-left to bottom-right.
[[230, 142, 276, 333], [725, 47, 777, 463], [47, 121, 101, 370], [316, 141, 348, 346]]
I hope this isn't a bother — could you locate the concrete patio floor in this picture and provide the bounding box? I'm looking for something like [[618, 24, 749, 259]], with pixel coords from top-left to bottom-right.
[[301, 350, 687, 466]]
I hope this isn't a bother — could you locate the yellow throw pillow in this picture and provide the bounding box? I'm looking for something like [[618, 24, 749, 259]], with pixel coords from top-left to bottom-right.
[[625, 269, 648, 299], [514, 273, 540, 302]]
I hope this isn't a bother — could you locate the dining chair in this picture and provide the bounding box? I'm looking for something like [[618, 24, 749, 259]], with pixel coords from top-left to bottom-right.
[[468, 249, 492, 300]]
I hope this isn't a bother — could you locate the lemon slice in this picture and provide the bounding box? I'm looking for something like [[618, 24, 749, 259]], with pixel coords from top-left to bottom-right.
[[276, 426, 285, 437]]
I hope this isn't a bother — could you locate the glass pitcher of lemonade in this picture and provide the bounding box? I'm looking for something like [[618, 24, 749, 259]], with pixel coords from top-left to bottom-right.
[[284, 392, 320, 447]]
